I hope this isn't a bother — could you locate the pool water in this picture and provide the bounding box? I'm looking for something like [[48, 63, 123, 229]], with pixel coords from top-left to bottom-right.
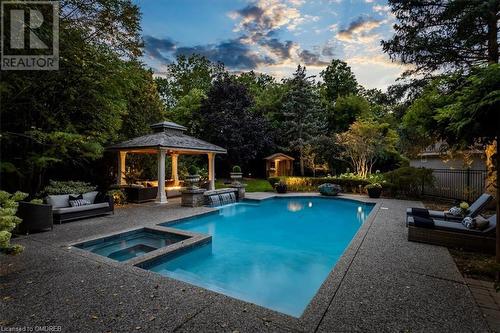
[[150, 197, 373, 317], [76, 229, 189, 262]]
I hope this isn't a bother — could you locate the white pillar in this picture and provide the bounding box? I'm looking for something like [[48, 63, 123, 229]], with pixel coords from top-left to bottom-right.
[[171, 153, 179, 186], [208, 153, 215, 190], [156, 149, 167, 203], [118, 151, 127, 185]]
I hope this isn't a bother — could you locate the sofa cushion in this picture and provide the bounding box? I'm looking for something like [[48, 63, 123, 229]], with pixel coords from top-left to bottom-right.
[[47, 194, 73, 208], [82, 191, 99, 204], [52, 202, 109, 214]]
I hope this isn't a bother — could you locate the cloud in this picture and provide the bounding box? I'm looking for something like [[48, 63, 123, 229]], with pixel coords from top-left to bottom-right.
[[373, 5, 391, 13], [298, 49, 329, 66], [230, 0, 303, 37], [143, 36, 176, 63], [336, 17, 382, 43]]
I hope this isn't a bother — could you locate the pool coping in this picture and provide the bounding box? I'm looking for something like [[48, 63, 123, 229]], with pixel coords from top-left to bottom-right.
[[67, 193, 380, 328]]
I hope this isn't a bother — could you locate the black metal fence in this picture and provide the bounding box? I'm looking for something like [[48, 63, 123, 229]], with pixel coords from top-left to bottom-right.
[[422, 168, 488, 202]]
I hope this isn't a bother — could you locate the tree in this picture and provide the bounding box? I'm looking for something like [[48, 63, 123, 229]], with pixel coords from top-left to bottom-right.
[[0, 0, 164, 194], [166, 88, 206, 135], [320, 59, 358, 102], [198, 76, 272, 172], [156, 54, 225, 109], [383, 0, 500, 264], [382, 0, 500, 74], [329, 95, 371, 133], [280, 65, 326, 176], [337, 120, 398, 178]]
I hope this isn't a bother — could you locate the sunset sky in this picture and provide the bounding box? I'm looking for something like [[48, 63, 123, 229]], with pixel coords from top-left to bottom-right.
[[137, 0, 405, 90]]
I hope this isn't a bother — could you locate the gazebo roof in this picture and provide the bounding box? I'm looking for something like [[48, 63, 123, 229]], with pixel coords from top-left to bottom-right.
[[264, 153, 295, 161], [107, 121, 227, 154]]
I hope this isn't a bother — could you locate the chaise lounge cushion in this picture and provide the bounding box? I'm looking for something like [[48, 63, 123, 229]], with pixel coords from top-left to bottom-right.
[[408, 215, 496, 235], [52, 202, 110, 214]]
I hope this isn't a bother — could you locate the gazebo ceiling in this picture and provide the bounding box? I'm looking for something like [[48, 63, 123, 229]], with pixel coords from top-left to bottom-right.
[[106, 121, 227, 154]]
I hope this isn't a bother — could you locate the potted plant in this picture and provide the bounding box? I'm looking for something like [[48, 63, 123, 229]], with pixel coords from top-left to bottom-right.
[[275, 181, 288, 194], [230, 165, 243, 184], [185, 165, 200, 189], [365, 183, 382, 198]]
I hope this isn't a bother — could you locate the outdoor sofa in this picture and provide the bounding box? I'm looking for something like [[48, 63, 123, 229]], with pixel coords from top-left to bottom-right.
[[406, 193, 493, 223], [407, 214, 497, 253], [46, 191, 114, 223]]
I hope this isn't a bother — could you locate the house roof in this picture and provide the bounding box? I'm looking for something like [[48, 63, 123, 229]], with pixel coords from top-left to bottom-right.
[[106, 122, 227, 154], [419, 141, 483, 157], [263, 153, 295, 161]]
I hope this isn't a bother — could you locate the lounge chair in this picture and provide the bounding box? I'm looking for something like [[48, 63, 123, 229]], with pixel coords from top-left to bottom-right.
[[407, 214, 497, 253], [406, 193, 493, 223]]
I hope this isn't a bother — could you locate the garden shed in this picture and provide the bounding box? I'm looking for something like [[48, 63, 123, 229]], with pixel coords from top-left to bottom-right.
[[264, 153, 294, 177]]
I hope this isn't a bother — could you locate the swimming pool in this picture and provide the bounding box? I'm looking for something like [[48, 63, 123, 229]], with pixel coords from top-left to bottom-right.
[[147, 197, 373, 317]]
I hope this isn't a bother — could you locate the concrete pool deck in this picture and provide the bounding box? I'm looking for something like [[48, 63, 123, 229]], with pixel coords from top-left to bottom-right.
[[0, 193, 491, 332]]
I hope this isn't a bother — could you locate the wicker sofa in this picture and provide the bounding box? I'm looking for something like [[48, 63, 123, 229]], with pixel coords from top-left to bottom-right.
[[47, 191, 114, 223], [407, 214, 497, 253]]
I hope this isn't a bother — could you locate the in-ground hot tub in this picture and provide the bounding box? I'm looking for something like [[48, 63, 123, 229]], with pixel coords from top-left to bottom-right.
[[74, 228, 190, 262]]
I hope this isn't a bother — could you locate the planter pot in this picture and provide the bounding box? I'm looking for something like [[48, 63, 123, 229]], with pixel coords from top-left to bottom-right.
[[367, 187, 382, 198], [230, 172, 243, 180], [230, 172, 243, 185], [185, 175, 200, 189], [275, 184, 287, 194]]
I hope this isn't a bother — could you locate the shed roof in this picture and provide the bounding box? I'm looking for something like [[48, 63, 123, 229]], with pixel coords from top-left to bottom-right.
[[106, 122, 227, 154], [263, 153, 295, 161]]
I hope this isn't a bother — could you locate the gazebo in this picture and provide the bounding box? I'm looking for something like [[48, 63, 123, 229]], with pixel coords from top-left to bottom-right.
[[264, 153, 294, 177], [107, 121, 226, 203]]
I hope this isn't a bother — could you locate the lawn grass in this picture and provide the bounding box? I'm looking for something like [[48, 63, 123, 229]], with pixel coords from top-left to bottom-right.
[[215, 178, 273, 192]]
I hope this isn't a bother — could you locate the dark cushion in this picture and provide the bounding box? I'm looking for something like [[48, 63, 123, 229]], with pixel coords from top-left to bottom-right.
[[413, 216, 435, 228], [410, 208, 430, 218]]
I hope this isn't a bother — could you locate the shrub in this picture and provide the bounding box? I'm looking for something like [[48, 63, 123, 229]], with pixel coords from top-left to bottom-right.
[[268, 177, 281, 187], [384, 167, 434, 198], [365, 183, 382, 190], [232, 165, 242, 173], [187, 165, 199, 176], [29, 198, 44, 205], [42, 180, 97, 195], [107, 189, 127, 205], [0, 190, 28, 254]]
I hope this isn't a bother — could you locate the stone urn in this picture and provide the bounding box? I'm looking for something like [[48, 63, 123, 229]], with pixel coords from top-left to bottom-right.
[[185, 174, 200, 189], [230, 172, 243, 185]]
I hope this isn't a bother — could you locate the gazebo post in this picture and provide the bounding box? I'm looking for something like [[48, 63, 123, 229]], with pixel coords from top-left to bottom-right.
[[208, 152, 215, 190], [156, 148, 167, 203], [117, 151, 127, 185], [171, 153, 179, 186]]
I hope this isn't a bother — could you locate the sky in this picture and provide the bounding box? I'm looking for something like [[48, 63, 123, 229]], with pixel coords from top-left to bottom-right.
[[136, 0, 406, 90]]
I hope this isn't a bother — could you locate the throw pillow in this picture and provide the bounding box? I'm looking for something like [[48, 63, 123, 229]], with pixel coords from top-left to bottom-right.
[[449, 206, 462, 216], [475, 216, 490, 230], [68, 194, 91, 207], [461, 217, 476, 229]]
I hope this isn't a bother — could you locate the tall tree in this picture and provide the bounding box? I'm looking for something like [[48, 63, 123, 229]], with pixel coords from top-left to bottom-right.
[[382, 0, 500, 74], [320, 59, 358, 102], [281, 66, 326, 176], [198, 76, 272, 172], [155, 54, 225, 109], [383, 0, 500, 263]]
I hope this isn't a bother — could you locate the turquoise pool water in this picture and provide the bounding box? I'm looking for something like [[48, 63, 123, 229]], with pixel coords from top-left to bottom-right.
[[151, 197, 373, 317], [75, 229, 189, 262]]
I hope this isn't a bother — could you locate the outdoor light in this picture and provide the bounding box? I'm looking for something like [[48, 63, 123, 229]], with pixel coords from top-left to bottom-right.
[[308, 202, 313, 208]]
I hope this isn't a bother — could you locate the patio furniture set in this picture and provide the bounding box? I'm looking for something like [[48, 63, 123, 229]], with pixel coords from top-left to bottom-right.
[[406, 193, 496, 253]]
